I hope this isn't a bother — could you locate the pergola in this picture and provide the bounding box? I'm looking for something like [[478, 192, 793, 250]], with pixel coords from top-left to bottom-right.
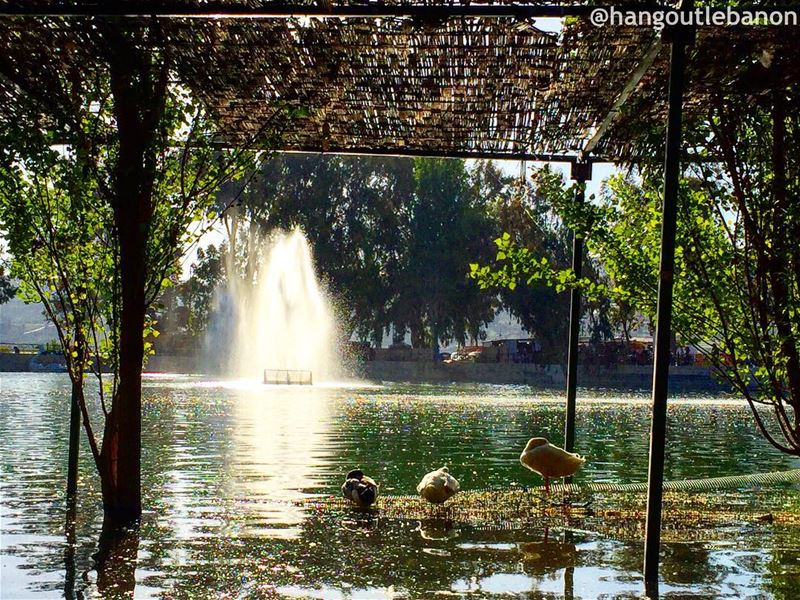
[[2, 0, 797, 590]]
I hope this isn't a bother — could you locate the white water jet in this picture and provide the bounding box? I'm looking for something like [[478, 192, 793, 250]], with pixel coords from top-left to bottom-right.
[[224, 227, 340, 383]]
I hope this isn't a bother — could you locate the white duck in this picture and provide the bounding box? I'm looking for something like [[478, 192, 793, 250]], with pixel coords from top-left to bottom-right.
[[341, 469, 379, 508], [519, 437, 585, 492], [417, 467, 460, 504]]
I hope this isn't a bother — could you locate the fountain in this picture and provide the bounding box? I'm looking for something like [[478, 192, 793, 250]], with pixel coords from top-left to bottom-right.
[[219, 227, 341, 383]]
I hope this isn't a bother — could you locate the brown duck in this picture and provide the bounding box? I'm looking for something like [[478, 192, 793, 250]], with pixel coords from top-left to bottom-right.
[[519, 437, 585, 492]]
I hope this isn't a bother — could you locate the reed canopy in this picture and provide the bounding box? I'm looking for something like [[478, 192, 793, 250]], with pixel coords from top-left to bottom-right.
[[1, 0, 797, 162]]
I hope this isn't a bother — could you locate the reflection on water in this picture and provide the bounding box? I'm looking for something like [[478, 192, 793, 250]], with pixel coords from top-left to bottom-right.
[[1, 373, 799, 598], [230, 387, 333, 536]]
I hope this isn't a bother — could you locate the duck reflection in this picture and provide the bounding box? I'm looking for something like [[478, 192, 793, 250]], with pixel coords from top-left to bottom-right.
[[416, 519, 460, 541], [340, 513, 379, 533], [517, 528, 578, 575]]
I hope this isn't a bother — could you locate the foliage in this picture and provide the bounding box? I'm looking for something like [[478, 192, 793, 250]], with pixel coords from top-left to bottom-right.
[[164, 157, 594, 353], [390, 158, 497, 347], [152, 244, 225, 351], [228, 154, 413, 344], [481, 164, 586, 358], [0, 21, 268, 519], [472, 86, 800, 456], [211, 155, 505, 349], [472, 167, 620, 352], [0, 98, 117, 413]]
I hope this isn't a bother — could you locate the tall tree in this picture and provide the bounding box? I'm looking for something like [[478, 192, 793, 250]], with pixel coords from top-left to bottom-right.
[[219, 154, 414, 344], [0, 19, 264, 524], [391, 158, 497, 348], [473, 82, 800, 455]]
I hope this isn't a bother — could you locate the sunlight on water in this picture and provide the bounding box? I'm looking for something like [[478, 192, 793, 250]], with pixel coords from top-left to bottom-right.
[[228, 388, 333, 537], [2, 373, 799, 598], [189, 378, 382, 391]]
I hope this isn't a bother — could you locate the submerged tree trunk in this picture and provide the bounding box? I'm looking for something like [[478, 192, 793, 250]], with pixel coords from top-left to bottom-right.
[[95, 26, 166, 525], [66, 380, 81, 499], [93, 515, 140, 597]]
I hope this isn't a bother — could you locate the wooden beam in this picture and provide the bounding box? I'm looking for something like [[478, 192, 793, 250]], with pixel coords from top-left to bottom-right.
[[274, 146, 586, 164], [0, 1, 666, 19], [580, 36, 663, 160]]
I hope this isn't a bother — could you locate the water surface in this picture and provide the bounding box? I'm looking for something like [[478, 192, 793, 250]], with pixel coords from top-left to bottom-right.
[[1, 373, 799, 598]]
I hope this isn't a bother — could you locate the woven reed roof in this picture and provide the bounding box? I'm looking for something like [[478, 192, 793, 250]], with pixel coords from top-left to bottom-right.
[[1, 1, 798, 161]]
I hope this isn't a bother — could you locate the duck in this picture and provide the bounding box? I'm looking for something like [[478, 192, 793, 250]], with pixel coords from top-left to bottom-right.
[[519, 437, 585, 492], [341, 469, 379, 508], [417, 467, 460, 504]]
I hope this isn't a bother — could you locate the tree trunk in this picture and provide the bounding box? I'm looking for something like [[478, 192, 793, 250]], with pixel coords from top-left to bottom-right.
[[97, 184, 148, 524], [98, 27, 162, 525], [93, 515, 140, 597], [66, 379, 81, 499]]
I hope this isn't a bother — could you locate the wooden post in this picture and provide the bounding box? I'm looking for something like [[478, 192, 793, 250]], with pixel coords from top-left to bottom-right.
[[643, 13, 692, 591]]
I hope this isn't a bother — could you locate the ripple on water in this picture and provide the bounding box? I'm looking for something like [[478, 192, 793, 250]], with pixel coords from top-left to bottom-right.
[[1, 372, 799, 598]]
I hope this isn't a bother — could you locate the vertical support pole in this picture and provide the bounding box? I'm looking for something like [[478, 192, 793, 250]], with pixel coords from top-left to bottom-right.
[[564, 161, 591, 460], [643, 17, 692, 590], [563, 529, 575, 600], [66, 380, 81, 499]]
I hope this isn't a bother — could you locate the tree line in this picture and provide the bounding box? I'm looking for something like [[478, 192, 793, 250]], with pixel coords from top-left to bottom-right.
[[158, 156, 590, 359]]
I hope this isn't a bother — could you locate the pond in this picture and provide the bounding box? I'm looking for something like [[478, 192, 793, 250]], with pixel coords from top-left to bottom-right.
[[1, 373, 799, 598]]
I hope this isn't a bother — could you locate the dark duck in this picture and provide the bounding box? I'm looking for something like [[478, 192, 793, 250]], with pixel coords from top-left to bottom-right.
[[341, 469, 379, 508]]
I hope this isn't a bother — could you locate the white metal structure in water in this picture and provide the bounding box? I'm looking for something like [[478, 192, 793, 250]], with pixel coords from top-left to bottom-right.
[[263, 369, 313, 385]]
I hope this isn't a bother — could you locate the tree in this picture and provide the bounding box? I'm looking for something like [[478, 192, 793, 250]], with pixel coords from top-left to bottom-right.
[[195, 157, 573, 352], [223, 154, 413, 345], [215, 154, 499, 349], [472, 80, 800, 456], [390, 158, 497, 348], [473, 165, 616, 359], [0, 128, 114, 504], [0, 19, 265, 524], [482, 164, 577, 360]]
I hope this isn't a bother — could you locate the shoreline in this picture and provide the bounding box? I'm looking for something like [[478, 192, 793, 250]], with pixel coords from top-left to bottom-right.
[[1, 352, 733, 393]]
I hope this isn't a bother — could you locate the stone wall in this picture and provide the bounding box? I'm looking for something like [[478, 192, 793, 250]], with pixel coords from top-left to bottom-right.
[[40, 353, 733, 393], [360, 361, 731, 392], [0, 352, 34, 372], [0, 352, 70, 372]]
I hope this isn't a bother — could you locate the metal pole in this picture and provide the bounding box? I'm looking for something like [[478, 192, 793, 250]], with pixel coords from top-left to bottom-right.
[[643, 19, 692, 589], [564, 162, 590, 459], [66, 380, 81, 499]]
